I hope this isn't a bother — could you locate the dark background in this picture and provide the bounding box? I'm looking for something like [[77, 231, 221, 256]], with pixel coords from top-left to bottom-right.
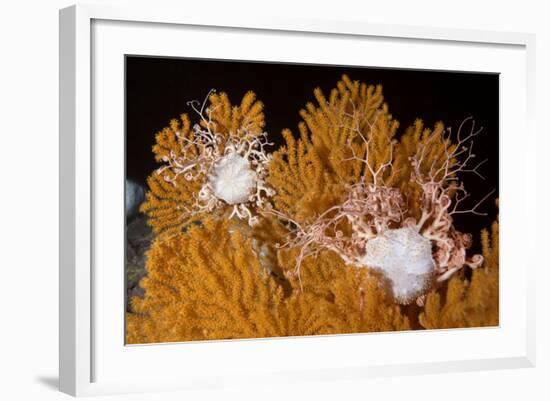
[[126, 56, 499, 247]]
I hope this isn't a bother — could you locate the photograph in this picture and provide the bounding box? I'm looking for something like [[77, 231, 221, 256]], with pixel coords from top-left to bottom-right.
[[124, 56, 499, 344]]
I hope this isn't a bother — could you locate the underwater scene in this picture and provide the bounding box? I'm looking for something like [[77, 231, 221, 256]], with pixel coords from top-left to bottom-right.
[[125, 56, 499, 344]]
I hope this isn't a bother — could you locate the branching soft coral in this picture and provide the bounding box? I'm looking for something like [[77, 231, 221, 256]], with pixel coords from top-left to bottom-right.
[[268, 75, 398, 223], [127, 219, 410, 344], [127, 218, 287, 343], [269, 75, 495, 305], [140, 90, 274, 238], [419, 216, 499, 329], [277, 249, 410, 333]]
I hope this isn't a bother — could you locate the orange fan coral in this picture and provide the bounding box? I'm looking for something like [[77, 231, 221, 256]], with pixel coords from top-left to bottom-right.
[[268, 75, 495, 305], [127, 218, 411, 344], [127, 218, 286, 343], [419, 217, 499, 329], [267, 75, 397, 223], [277, 249, 411, 333]]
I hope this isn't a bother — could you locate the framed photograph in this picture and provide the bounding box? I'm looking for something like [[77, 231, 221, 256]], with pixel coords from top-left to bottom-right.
[[59, 4, 536, 397]]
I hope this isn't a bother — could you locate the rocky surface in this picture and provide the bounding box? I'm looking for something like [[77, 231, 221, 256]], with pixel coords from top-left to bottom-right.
[[126, 180, 146, 220], [126, 214, 152, 310], [125, 180, 152, 310], [126, 214, 153, 311]]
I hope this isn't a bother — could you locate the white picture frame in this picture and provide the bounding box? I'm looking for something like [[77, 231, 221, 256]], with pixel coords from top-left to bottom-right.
[[59, 3, 536, 397]]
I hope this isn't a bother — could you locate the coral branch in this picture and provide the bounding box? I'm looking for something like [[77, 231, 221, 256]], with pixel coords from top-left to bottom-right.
[[410, 117, 492, 281]]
